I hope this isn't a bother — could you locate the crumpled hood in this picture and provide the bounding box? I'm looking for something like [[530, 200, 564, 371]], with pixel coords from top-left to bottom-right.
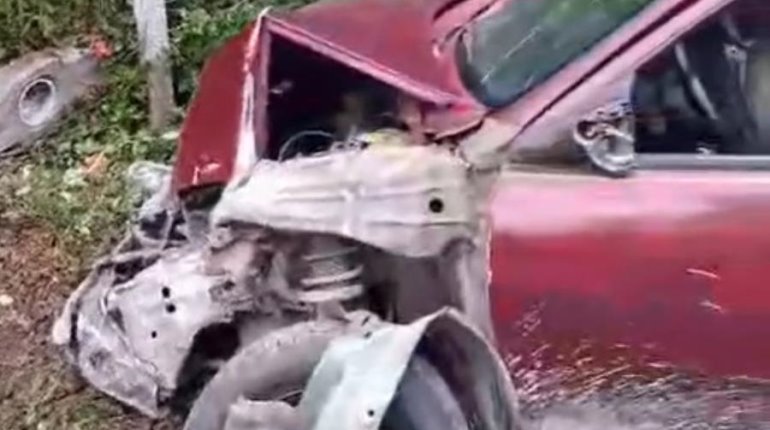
[[269, 0, 478, 107], [174, 0, 485, 191]]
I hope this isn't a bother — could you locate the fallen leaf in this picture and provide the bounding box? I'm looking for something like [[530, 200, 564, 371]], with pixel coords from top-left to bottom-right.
[[82, 152, 110, 179]]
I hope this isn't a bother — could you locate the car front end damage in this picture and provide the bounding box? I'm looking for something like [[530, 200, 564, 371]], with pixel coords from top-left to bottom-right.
[[52, 3, 520, 427]]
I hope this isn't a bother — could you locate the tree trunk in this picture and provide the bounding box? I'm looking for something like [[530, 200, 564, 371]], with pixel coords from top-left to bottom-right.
[[132, 0, 176, 131]]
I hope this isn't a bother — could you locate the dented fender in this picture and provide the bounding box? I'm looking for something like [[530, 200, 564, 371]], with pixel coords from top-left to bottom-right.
[[298, 308, 521, 430]]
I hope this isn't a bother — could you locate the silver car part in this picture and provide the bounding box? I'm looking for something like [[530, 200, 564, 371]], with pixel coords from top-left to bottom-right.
[[126, 162, 185, 249], [298, 308, 520, 430], [53, 245, 251, 416], [222, 356, 468, 430], [212, 144, 477, 258], [51, 190, 372, 417], [224, 400, 303, 430], [294, 235, 364, 303], [183, 311, 382, 430], [0, 48, 102, 156], [54, 130, 504, 418], [206, 309, 515, 430], [573, 99, 636, 177], [53, 254, 163, 416], [104, 247, 255, 389]]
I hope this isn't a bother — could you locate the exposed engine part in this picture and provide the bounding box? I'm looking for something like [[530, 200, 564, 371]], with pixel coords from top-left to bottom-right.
[[0, 48, 103, 157], [213, 137, 478, 258], [205, 228, 366, 309], [277, 126, 408, 162], [278, 130, 335, 161], [265, 35, 402, 160], [295, 235, 364, 303], [573, 99, 636, 177], [52, 198, 372, 417], [53, 128, 496, 418]]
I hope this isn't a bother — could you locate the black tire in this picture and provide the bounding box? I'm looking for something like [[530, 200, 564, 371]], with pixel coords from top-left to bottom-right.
[[384, 357, 469, 430], [183, 320, 469, 430], [183, 319, 350, 430]]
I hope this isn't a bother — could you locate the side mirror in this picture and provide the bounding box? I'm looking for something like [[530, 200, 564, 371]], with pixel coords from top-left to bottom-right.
[[572, 100, 636, 177]]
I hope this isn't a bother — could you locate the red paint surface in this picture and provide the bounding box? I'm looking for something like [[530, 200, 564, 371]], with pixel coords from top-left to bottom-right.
[[272, 0, 476, 106], [489, 170, 770, 382], [174, 25, 256, 190]]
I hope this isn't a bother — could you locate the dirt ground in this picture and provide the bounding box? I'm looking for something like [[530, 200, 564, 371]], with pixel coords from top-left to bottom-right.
[[0, 218, 177, 430]]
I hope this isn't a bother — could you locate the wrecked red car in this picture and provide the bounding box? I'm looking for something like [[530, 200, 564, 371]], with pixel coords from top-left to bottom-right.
[[55, 0, 770, 428]]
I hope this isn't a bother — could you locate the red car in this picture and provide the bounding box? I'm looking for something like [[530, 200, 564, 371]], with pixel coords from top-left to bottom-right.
[[56, 0, 770, 428]]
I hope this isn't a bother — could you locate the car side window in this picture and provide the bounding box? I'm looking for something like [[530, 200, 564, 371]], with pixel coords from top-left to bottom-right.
[[632, 0, 770, 157]]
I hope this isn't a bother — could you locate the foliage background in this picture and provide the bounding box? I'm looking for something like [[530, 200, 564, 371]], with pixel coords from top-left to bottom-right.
[[0, 0, 296, 260], [0, 2, 306, 428]]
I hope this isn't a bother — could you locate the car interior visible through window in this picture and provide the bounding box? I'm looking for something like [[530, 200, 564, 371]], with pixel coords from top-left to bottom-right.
[[632, 0, 770, 156]]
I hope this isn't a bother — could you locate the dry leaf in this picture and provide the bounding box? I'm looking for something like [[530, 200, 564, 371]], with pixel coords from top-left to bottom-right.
[[82, 152, 110, 179]]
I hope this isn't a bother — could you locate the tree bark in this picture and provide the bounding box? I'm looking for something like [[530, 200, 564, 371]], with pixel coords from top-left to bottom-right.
[[132, 0, 176, 131]]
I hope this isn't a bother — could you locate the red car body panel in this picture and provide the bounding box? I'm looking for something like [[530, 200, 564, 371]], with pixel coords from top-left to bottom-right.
[[490, 170, 770, 383], [174, 0, 485, 190], [174, 24, 257, 190], [486, 0, 770, 386], [173, 0, 770, 393], [274, 0, 475, 105]]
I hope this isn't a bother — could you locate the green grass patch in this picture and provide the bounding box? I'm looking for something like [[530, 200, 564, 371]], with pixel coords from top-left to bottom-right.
[[0, 0, 304, 260]]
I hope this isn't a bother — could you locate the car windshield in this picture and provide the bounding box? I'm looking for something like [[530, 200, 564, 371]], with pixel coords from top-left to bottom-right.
[[458, 0, 656, 108]]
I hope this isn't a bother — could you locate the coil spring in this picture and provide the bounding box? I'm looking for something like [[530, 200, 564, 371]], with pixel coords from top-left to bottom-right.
[[295, 235, 364, 303]]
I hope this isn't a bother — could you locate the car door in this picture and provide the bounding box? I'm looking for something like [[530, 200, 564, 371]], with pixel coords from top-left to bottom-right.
[[489, 167, 770, 383], [482, 0, 770, 398]]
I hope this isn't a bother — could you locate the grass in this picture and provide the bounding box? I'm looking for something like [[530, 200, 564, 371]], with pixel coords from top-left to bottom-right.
[[0, 0, 301, 260]]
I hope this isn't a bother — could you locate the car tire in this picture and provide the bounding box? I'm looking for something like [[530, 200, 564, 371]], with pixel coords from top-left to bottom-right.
[[183, 319, 469, 430], [182, 318, 351, 430]]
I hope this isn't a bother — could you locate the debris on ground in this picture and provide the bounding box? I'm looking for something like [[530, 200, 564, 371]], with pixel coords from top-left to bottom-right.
[[0, 294, 13, 307], [0, 48, 104, 158], [81, 152, 111, 180]]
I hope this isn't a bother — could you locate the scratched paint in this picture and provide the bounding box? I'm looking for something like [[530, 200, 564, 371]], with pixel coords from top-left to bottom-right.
[[490, 168, 770, 383], [508, 305, 770, 429]]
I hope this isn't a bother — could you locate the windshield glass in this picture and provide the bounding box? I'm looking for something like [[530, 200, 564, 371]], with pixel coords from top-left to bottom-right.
[[458, 0, 655, 108]]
